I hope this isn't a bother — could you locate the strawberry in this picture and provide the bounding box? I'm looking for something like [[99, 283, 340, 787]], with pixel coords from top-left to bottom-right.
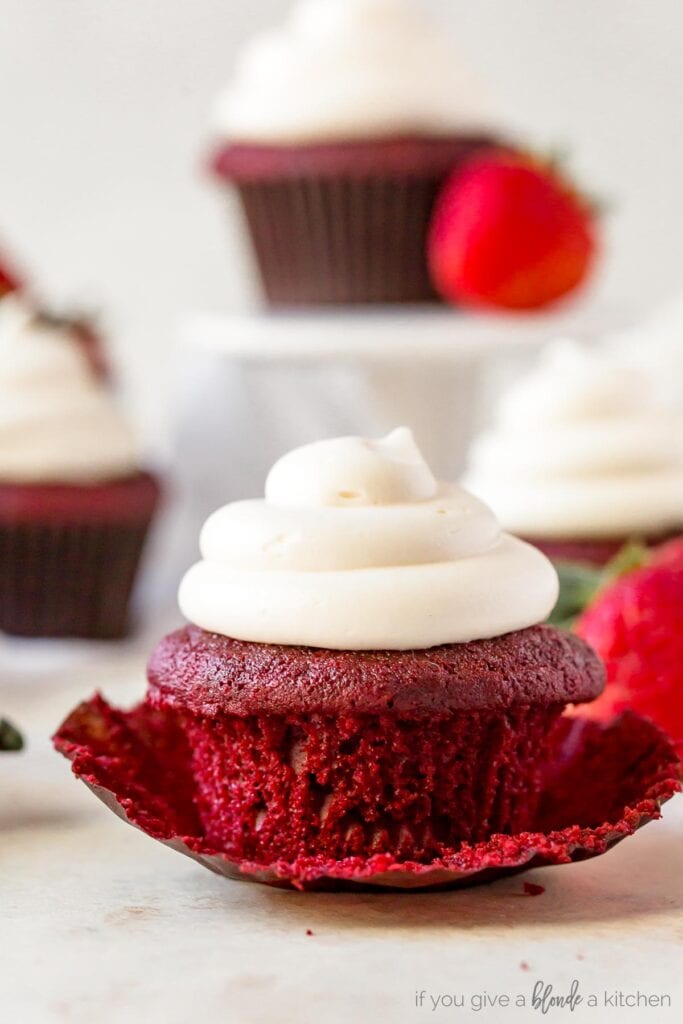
[[575, 537, 683, 750], [0, 254, 20, 298], [428, 149, 598, 311]]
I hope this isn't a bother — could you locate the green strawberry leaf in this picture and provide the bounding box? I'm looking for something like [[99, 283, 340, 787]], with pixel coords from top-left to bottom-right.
[[547, 561, 604, 630], [548, 540, 652, 630], [601, 540, 650, 584], [0, 718, 23, 752]]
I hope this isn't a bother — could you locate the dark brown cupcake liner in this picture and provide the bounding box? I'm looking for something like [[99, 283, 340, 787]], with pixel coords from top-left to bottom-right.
[[233, 175, 445, 306], [0, 519, 153, 639], [54, 700, 681, 891]]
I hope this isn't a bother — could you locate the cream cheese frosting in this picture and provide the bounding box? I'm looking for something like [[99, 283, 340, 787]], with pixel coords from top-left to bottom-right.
[[179, 428, 558, 650], [212, 0, 492, 144], [0, 297, 138, 484], [464, 340, 683, 539]]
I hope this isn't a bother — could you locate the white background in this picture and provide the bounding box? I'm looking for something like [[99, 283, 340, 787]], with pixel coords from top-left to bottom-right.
[[2, 12, 682, 1019], [1, 0, 683, 451]]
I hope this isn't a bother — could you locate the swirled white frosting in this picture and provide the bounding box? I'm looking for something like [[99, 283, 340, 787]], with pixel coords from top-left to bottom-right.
[[212, 0, 491, 143], [464, 340, 683, 539], [179, 428, 558, 650], [0, 297, 138, 484]]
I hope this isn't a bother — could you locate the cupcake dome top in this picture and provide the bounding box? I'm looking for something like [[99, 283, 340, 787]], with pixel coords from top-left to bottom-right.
[[179, 428, 558, 649], [464, 339, 683, 539], [0, 297, 138, 484], [212, 0, 492, 144]]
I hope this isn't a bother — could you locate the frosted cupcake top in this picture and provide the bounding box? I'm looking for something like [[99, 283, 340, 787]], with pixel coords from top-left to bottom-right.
[[212, 0, 491, 144], [464, 340, 683, 539], [179, 428, 558, 650], [0, 297, 138, 485]]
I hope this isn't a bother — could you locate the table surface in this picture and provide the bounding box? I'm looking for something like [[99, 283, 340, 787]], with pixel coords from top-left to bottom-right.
[[2, 633, 681, 1024]]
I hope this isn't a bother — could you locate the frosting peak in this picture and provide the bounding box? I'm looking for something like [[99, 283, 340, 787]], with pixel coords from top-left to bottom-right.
[[212, 0, 492, 143], [265, 427, 438, 507], [179, 429, 558, 650]]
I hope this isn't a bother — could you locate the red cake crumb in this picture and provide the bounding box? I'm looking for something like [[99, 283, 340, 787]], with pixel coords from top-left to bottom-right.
[[523, 882, 545, 896]]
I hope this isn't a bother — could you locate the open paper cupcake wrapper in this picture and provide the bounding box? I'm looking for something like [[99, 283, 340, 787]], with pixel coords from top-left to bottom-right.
[[54, 697, 681, 891]]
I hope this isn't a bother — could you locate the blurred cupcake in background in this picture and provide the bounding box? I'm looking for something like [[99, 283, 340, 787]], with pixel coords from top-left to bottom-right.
[[464, 339, 683, 571], [209, 0, 498, 305], [0, 297, 160, 639]]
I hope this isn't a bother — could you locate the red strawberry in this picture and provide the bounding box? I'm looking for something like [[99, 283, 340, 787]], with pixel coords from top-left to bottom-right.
[[428, 149, 598, 311], [0, 253, 20, 298], [575, 538, 683, 750]]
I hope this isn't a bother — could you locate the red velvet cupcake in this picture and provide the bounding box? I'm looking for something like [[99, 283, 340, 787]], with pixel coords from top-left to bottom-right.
[[209, 0, 498, 305], [58, 429, 633, 890], [0, 298, 160, 638], [147, 622, 602, 863]]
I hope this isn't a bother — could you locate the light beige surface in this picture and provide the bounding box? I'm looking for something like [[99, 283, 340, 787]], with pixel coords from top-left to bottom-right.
[[1, 638, 681, 1024]]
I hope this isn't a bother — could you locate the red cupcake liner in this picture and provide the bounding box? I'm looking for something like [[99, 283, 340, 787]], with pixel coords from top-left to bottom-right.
[[0, 474, 160, 639], [53, 698, 680, 891]]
